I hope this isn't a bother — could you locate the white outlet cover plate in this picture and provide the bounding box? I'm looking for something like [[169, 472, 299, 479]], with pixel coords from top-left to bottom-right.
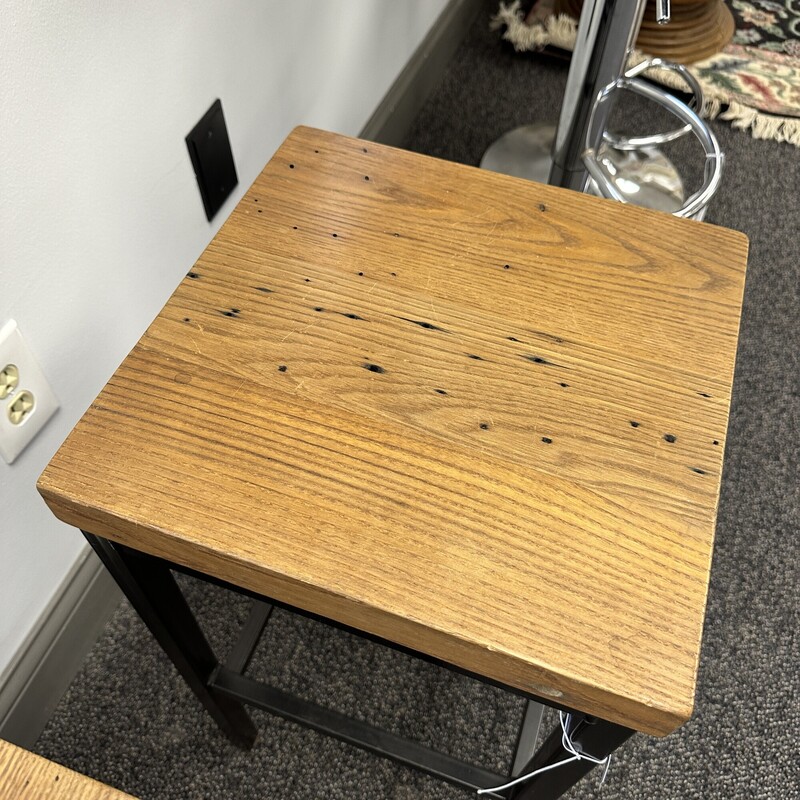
[[0, 320, 59, 464]]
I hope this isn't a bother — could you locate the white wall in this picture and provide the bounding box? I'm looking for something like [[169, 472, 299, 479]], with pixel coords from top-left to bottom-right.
[[0, 0, 447, 685]]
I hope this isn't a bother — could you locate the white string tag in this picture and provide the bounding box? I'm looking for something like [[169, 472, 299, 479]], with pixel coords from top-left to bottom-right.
[[477, 711, 612, 796]]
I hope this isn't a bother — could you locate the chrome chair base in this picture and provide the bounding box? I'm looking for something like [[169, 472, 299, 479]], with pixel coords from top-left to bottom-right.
[[480, 123, 556, 184], [479, 123, 685, 214]]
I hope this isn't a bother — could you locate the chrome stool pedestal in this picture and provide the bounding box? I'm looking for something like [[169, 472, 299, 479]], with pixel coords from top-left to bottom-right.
[[481, 123, 685, 213], [481, 0, 723, 219]]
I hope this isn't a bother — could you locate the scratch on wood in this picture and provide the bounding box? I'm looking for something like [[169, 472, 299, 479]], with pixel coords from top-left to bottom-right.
[[449, 208, 492, 228], [230, 379, 246, 399], [281, 322, 319, 343], [568, 305, 581, 333]]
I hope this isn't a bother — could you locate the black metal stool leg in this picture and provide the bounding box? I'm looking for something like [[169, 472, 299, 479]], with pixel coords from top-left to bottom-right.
[[83, 532, 257, 749], [509, 713, 634, 799]]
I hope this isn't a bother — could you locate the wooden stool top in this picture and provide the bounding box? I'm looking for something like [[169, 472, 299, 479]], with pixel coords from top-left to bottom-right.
[[0, 739, 136, 799], [39, 127, 748, 736]]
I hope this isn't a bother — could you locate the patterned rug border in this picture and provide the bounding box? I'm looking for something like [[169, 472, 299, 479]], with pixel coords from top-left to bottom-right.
[[493, 1, 800, 146]]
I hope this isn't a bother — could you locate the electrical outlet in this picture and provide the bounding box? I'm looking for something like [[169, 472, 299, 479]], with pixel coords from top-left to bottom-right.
[[0, 320, 59, 464]]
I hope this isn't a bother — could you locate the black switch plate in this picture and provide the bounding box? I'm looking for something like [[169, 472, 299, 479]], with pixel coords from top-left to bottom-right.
[[185, 99, 238, 221]]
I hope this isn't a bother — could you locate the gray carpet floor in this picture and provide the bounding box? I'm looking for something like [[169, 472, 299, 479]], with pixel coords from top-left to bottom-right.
[[35, 3, 799, 798]]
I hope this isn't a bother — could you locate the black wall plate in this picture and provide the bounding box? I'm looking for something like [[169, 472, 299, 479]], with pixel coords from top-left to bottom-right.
[[186, 99, 238, 221]]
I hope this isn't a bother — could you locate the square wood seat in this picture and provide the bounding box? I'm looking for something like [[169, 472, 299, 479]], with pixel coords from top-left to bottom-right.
[[0, 739, 136, 799], [39, 127, 748, 749]]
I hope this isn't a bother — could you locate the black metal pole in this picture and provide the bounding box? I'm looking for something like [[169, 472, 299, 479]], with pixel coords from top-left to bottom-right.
[[548, 0, 648, 191]]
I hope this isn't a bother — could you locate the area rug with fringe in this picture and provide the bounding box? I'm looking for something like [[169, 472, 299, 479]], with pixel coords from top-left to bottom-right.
[[493, 0, 800, 145]]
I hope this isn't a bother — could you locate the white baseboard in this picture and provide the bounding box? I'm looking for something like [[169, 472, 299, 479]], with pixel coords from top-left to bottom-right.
[[0, 546, 121, 748], [360, 0, 484, 146]]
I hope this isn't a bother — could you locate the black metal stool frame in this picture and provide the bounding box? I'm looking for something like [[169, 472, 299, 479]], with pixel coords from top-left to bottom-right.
[[83, 531, 634, 799]]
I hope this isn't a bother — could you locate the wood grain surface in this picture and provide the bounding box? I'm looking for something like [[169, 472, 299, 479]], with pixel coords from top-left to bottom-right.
[[0, 739, 135, 799], [38, 127, 748, 737]]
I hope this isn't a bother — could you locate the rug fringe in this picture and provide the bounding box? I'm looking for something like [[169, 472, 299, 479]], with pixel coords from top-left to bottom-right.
[[492, 2, 577, 51], [492, 1, 799, 147], [719, 100, 800, 145]]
